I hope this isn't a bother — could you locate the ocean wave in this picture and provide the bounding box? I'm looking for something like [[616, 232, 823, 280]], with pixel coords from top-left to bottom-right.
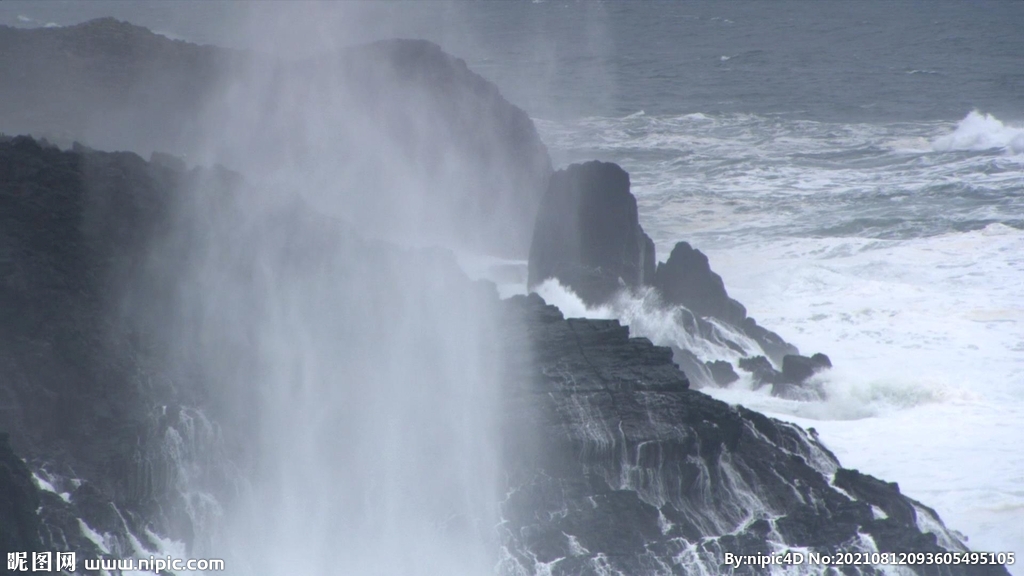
[[532, 279, 762, 363], [932, 110, 1024, 154], [531, 279, 958, 422]]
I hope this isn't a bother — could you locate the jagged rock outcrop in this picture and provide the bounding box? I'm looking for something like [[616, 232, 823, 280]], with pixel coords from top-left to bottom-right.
[[498, 294, 1008, 576], [528, 161, 656, 304], [0, 19, 552, 256], [0, 135, 1007, 576], [738, 355, 781, 389], [737, 353, 833, 399], [0, 433, 44, 555], [654, 241, 800, 365], [525, 160, 819, 390], [783, 352, 833, 383], [706, 360, 740, 386], [654, 241, 747, 325]]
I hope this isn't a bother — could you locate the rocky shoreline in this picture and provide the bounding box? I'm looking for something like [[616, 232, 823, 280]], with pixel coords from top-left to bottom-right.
[[527, 159, 832, 394], [0, 19, 1009, 576]]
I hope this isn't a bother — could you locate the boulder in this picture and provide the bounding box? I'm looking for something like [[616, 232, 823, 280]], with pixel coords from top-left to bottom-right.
[[705, 360, 740, 386], [737, 355, 782, 390], [737, 353, 831, 398], [527, 161, 656, 305], [782, 353, 833, 384]]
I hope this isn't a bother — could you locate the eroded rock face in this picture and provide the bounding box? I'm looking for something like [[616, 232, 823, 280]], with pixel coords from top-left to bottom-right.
[[498, 294, 1007, 576], [0, 135, 229, 554], [736, 353, 833, 399], [0, 20, 552, 256], [524, 160, 812, 390], [654, 241, 747, 325], [527, 161, 656, 304], [0, 134, 512, 560], [0, 137, 1005, 576], [706, 360, 740, 386], [0, 433, 43, 555], [654, 241, 799, 366]]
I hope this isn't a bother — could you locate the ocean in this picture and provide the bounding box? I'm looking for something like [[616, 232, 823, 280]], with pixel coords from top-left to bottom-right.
[[3, 0, 1022, 571], [503, 1, 1024, 567]]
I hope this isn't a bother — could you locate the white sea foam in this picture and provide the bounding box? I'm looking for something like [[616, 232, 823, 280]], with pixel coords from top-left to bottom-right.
[[536, 109, 1024, 572], [32, 472, 70, 503], [705, 225, 1023, 567], [78, 519, 111, 554], [932, 111, 1024, 154]]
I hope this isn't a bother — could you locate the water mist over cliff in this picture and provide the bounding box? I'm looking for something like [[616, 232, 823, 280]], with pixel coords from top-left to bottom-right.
[[155, 6, 516, 573]]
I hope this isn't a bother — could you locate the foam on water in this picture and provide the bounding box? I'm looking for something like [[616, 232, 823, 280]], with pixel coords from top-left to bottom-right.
[[932, 111, 1024, 155], [32, 471, 71, 503], [537, 111, 1024, 247], [534, 109, 1024, 572]]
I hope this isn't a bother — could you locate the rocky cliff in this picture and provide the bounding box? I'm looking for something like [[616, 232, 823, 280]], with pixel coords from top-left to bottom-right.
[[0, 135, 1008, 576], [527, 160, 837, 392], [0, 19, 551, 256], [498, 294, 1007, 576], [0, 19, 1010, 575]]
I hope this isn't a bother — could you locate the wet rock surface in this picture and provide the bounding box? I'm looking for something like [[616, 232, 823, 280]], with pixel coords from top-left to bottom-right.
[[528, 161, 656, 304], [525, 159, 836, 391], [706, 360, 740, 386], [0, 20, 1005, 574], [0, 136, 1007, 575], [498, 294, 1008, 576], [0, 135, 231, 562], [0, 433, 44, 556]]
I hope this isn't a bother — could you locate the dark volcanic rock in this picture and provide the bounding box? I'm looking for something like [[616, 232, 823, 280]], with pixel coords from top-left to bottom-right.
[[737, 355, 782, 389], [769, 353, 833, 399], [737, 353, 833, 398], [654, 241, 747, 325], [527, 161, 656, 304], [0, 433, 44, 555], [524, 160, 804, 387], [0, 135, 1006, 576], [655, 241, 798, 364], [782, 352, 833, 383], [0, 135, 242, 557], [0, 20, 552, 256], [705, 360, 740, 386], [498, 294, 1005, 576], [0, 133, 512, 564]]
